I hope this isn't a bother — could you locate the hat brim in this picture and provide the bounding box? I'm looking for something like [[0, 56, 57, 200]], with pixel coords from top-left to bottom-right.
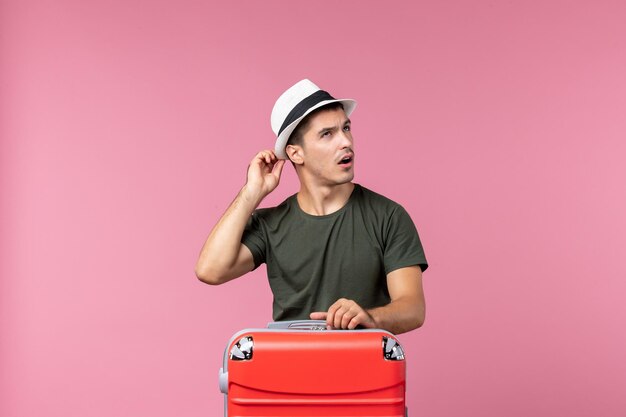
[[274, 99, 357, 160]]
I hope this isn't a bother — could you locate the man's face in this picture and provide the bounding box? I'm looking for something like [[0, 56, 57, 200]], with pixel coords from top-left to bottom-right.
[[297, 107, 355, 186]]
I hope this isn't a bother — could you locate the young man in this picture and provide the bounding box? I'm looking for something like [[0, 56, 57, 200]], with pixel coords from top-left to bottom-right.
[[196, 79, 428, 335]]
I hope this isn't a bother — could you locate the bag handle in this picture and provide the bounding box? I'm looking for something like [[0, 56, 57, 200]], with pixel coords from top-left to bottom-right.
[[267, 320, 328, 330]]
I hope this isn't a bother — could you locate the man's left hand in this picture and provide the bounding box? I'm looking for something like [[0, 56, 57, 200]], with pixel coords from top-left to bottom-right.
[[310, 298, 377, 330]]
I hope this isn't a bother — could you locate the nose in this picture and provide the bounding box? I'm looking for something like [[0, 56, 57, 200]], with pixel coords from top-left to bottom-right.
[[339, 129, 353, 149]]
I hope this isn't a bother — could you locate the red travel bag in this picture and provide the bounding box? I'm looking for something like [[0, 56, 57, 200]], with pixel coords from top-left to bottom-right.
[[219, 320, 407, 417]]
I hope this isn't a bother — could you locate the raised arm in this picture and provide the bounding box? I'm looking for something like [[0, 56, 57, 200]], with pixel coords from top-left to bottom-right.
[[310, 265, 426, 334], [195, 150, 285, 285]]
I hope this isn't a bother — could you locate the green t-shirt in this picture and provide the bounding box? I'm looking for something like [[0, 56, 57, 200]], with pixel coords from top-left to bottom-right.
[[242, 184, 428, 321]]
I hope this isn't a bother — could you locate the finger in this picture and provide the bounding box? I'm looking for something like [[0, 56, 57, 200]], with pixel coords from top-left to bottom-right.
[[252, 152, 268, 168], [354, 311, 376, 329], [334, 306, 349, 329], [273, 159, 286, 178], [343, 303, 362, 329], [327, 299, 350, 328], [251, 154, 262, 167], [255, 150, 271, 163], [348, 316, 360, 330], [326, 303, 340, 328], [266, 150, 277, 164], [341, 310, 355, 329], [309, 312, 327, 320]]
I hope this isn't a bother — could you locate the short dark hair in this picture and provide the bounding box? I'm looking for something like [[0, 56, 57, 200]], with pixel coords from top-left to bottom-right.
[[286, 102, 345, 148]]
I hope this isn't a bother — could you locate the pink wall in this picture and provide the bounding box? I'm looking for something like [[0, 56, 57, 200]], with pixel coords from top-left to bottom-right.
[[2, 1, 626, 416]]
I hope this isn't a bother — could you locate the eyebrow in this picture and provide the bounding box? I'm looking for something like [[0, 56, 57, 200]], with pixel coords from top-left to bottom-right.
[[317, 119, 351, 135]]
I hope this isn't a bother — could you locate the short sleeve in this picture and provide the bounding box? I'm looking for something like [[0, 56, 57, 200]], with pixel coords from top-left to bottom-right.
[[383, 206, 428, 274], [241, 212, 267, 269]]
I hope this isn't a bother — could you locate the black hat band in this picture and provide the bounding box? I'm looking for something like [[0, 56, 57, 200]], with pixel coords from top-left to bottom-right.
[[278, 90, 336, 136]]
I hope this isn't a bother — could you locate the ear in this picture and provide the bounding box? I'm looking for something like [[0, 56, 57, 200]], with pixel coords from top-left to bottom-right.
[[286, 144, 304, 165]]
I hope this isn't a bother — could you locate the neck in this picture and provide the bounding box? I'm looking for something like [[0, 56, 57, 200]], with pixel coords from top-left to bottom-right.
[[297, 182, 355, 216]]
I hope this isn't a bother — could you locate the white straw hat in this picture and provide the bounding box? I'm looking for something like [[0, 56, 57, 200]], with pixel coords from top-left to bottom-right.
[[271, 79, 357, 159]]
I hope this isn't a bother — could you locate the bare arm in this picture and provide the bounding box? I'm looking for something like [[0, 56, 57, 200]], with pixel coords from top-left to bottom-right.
[[195, 150, 285, 285], [368, 266, 426, 334], [310, 266, 426, 334]]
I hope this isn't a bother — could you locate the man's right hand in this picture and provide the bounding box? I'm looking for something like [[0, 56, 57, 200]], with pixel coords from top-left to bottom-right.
[[243, 150, 286, 202]]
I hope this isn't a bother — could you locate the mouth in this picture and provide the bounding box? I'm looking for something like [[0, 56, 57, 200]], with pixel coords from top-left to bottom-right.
[[338, 154, 354, 166]]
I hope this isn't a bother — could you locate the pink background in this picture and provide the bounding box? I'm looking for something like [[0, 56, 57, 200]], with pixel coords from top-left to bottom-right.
[[2, 1, 626, 416]]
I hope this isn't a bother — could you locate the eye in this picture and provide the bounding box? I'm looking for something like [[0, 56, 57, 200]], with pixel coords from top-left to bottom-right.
[[321, 130, 331, 138], [343, 125, 351, 132]]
